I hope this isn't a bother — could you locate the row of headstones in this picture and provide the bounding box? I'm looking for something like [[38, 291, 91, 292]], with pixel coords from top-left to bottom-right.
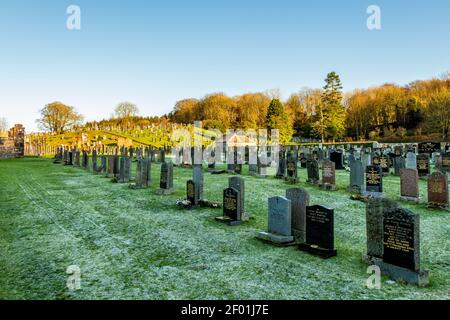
[[55, 146, 169, 164], [55, 149, 175, 195]]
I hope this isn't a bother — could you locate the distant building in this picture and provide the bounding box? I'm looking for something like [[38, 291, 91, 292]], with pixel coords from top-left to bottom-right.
[[0, 124, 25, 158]]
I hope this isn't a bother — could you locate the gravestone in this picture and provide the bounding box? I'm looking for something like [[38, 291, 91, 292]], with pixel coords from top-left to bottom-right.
[[82, 151, 89, 169], [298, 205, 337, 258], [67, 151, 73, 166], [319, 160, 336, 190], [348, 159, 365, 194], [365, 197, 398, 259], [229, 176, 246, 219], [118, 156, 131, 183], [257, 196, 294, 245], [363, 202, 429, 286], [132, 157, 151, 189], [416, 154, 430, 178], [156, 161, 174, 195], [394, 146, 403, 157], [365, 165, 383, 196], [216, 187, 241, 225], [275, 149, 286, 179], [107, 155, 115, 177], [379, 156, 390, 176], [186, 180, 199, 206], [256, 157, 267, 178], [400, 169, 420, 202], [330, 150, 344, 170], [286, 188, 309, 242], [300, 156, 307, 169], [418, 142, 440, 156], [427, 171, 449, 210], [306, 158, 319, 185], [92, 150, 98, 172], [441, 153, 450, 173], [405, 152, 417, 169], [285, 151, 298, 183], [99, 155, 107, 174], [193, 165, 204, 200], [393, 156, 405, 176], [74, 151, 80, 167]]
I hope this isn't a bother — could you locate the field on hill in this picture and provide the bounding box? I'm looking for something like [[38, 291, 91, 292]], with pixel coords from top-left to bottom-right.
[[0, 158, 449, 300]]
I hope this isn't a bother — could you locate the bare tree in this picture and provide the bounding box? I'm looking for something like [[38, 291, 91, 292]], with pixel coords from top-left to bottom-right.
[[37, 102, 83, 133], [115, 102, 139, 119]]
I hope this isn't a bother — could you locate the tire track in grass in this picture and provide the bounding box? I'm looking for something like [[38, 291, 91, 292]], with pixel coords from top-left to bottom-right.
[[27, 173, 131, 247], [17, 182, 78, 241]]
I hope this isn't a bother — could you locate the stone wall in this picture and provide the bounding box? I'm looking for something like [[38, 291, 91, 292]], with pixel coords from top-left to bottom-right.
[[0, 124, 25, 158]]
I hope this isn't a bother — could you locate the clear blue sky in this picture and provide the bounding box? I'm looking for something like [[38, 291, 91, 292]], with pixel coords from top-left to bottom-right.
[[1, 0, 449, 131]]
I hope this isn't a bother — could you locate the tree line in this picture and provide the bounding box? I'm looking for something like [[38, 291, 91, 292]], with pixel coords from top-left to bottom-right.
[[168, 72, 450, 141], [36, 72, 450, 142]]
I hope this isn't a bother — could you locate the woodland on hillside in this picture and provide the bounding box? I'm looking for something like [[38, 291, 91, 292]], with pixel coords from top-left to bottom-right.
[[30, 72, 450, 143]]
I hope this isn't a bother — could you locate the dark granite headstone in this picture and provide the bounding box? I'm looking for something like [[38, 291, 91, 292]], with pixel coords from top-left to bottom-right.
[[299, 205, 337, 258], [365, 165, 383, 194], [416, 154, 430, 178]]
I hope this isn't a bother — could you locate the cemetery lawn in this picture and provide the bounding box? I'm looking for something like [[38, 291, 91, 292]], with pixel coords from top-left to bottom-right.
[[0, 158, 449, 300]]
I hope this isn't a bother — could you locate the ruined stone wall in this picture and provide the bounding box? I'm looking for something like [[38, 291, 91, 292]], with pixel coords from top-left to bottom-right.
[[0, 124, 25, 158]]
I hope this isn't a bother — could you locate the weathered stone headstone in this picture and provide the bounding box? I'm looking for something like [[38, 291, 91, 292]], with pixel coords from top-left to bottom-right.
[[400, 169, 420, 202], [365, 197, 398, 259], [156, 161, 174, 195], [257, 196, 294, 245], [118, 156, 131, 183], [286, 188, 309, 242], [416, 154, 430, 178], [427, 171, 449, 210], [348, 159, 365, 194], [193, 165, 204, 200], [186, 180, 199, 206], [82, 151, 89, 169], [285, 151, 298, 183], [306, 158, 319, 185], [132, 158, 151, 189], [319, 160, 336, 190], [298, 205, 337, 258], [393, 156, 405, 176], [275, 149, 286, 179], [92, 150, 98, 172], [405, 151, 417, 169], [99, 155, 107, 174], [74, 151, 81, 167]]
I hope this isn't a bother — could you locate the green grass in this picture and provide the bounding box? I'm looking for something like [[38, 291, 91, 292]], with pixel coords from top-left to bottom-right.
[[0, 157, 449, 300]]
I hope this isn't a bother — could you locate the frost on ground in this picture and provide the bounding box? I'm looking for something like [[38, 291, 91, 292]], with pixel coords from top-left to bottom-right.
[[0, 158, 449, 300]]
